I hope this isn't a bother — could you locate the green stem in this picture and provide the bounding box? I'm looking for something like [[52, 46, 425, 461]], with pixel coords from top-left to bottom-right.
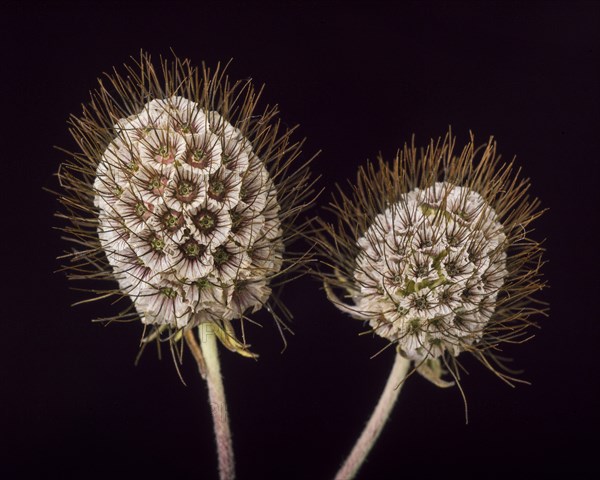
[[334, 353, 411, 480], [199, 324, 235, 480]]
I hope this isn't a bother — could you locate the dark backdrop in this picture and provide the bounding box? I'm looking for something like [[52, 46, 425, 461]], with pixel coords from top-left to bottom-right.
[[2, 2, 598, 479]]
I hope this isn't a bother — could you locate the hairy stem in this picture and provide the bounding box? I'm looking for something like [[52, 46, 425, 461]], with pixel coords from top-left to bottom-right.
[[335, 353, 411, 480], [198, 324, 235, 480]]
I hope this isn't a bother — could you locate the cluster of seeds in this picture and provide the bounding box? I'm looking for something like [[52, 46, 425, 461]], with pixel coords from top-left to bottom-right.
[[94, 96, 283, 328], [353, 182, 508, 361]]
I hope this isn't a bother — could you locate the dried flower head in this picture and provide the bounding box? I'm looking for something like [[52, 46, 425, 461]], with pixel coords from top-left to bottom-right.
[[55, 52, 316, 358], [318, 132, 546, 386]]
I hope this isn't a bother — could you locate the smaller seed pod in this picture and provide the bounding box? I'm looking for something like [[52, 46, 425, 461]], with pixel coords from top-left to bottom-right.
[[55, 52, 317, 359], [317, 132, 546, 387]]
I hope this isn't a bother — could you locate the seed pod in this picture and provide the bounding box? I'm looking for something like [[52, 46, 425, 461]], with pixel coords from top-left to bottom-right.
[[55, 52, 317, 357], [317, 132, 546, 386]]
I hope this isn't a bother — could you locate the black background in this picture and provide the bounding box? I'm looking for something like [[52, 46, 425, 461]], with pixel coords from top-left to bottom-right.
[[2, 1, 599, 479]]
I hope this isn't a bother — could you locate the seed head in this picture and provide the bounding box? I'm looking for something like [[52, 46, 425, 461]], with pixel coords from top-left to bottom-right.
[[55, 52, 316, 357], [317, 132, 546, 386]]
